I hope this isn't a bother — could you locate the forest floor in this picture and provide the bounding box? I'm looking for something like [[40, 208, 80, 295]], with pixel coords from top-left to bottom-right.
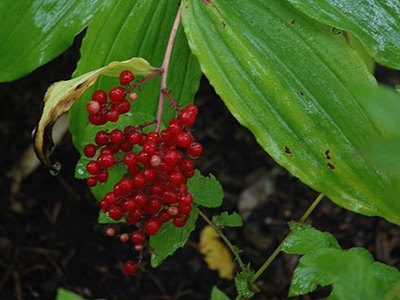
[[0, 40, 399, 300]]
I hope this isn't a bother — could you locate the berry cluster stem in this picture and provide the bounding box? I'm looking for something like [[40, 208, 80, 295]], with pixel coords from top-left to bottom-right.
[[155, 5, 182, 132], [125, 68, 163, 94], [250, 193, 325, 285], [199, 209, 246, 272]]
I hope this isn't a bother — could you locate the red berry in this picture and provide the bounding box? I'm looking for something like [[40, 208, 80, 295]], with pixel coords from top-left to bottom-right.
[[86, 101, 100, 115], [119, 140, 133, 152], [176, 132, 193, 147], [187, 142, 203, 158], [179, 108, 197, 127], [92, 90, 107, 104], [123, 260, 139, 276], [128, 132, 142, 144], [97, 169, 109, 182], [132, 173, 147, 188], [134, 192, 148, 207], [122, 199, 136, 212], [173, 214, 188, 227], [158, 209, 171, 222], [106, 109, 119, 122], [124, 153, 137, 166], [84, 144, 97, 158], [170, 171, 185, 184], [95, 131, 109, 146], [87, 177, 97, 187], [115, 178, 133, 195], [168, 118, 183, 134], [97, 154, 115, 168], [119, 70, 135, 86], [146, 197, 162, 214], [178, 204, 192, 214], [109, 87, 125, 102], [108, 206, 123, 220], [131, 230, 146, 245], [86, 161, 100, 175], [144, 168, 157, 181], [115, 100, 131, 114], [179, 193, 193, 206], [145, 217, 162, 235], [146, 132, 160, 142], [110, 129, 124, 144], [104, 192, 117, 206]]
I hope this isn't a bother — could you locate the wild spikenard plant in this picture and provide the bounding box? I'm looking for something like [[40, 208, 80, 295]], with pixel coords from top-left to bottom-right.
[[1, 1, 400, 299]]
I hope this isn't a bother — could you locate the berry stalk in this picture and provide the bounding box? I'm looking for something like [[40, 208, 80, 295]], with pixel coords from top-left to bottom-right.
[[155, 5, 182, 132]]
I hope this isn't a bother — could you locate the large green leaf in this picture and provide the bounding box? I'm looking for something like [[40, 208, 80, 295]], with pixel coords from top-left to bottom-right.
[[69, 0, 201, 151], [181, 0, 400, 224], [0, 0, 102, 82], [282, 225, 400, 299], [286, 0, 400, 69]]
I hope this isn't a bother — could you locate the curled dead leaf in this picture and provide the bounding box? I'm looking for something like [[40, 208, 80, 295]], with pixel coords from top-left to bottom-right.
[[33, 57, 156, 173], [199, 225, 235, 280]]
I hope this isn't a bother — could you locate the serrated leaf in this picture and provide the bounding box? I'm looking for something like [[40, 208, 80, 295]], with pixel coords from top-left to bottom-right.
[[182, 0, 400, 224], [56, 288, 84, 300], [234, 266, 256, 298], [211, 286, 230, 300], [150, 206, 199, 267], [0, 1, 102, 82], [287, 0, 400, 69], [212, 212, 243, 228], [69, 0, 201, 150], [282, 222, 340, 255], [286, 225, 400, 299], [33, 57, 154, 172], [199, 225, 235, 280], [187, 170, 224, 208]]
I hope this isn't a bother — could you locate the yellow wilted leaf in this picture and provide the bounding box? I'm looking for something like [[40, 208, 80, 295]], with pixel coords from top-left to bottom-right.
[[33, 57, 156, 172], [199, 225, 235, 280]]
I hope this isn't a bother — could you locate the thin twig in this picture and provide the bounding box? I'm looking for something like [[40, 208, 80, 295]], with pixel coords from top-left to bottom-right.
[[155, 6, 182, 132], [199, 210, 246, 272], [250, 193, 324, 284], [124, 68, 163, 94]]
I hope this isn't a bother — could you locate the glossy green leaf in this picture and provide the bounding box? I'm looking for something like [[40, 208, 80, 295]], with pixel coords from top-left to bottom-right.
[[150, 206, 199, 267], [182, 0, 400, 224], [285, 225, 400, 299], [69, 0, 201, 150], [212, 212, 243, 228], [287, 0, 400, 69], [211, 286, 230, 300], [0, 0, 102, 82], [187, 170, 224, 208], [282, 222, 340, 255]]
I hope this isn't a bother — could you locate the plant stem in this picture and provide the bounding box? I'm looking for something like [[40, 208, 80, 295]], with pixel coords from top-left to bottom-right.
[[199, 209, 246, 272], [124, 68, 163, 94], [155, 6, 182, 132], [250, 193, 325, 284]]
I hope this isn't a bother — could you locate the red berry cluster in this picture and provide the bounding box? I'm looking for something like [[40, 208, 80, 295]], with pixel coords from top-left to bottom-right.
[[86, 70, 137, 125], [83, 70, 202, 276]]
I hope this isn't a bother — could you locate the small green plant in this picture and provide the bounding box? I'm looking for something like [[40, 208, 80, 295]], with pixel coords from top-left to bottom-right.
[[1, 0, 399, 299]]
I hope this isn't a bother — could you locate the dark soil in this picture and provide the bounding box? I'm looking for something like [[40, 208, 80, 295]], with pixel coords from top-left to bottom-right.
[[0, 40, 399, 300]]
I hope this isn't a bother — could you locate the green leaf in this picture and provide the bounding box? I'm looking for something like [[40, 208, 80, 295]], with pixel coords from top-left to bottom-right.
[[182, 0, 400, 224], [284, 225, 400, 299], [0, 1, 102, 82], [286, 0, 400, 69], [69, 0, 201, 150], [282, 222, 340, 255], [234, 265, 257, 298], [212, 212, 243, 228], [150, 206, 199, 267], [211, 286, 230, 300], [187, 170, 224, 208], [56, 288, 84, 300]]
